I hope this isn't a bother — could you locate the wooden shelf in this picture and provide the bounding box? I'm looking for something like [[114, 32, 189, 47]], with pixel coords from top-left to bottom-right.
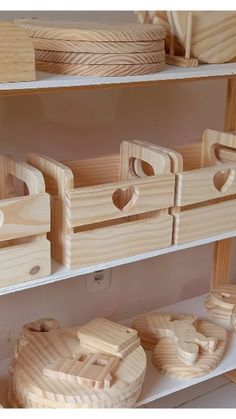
[[0, 63, 236, 95], [0, 294, 235, 407], [1, 229, 236, 296]]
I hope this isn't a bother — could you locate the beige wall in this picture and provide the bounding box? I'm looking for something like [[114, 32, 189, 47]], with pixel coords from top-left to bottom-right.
[[0, 11, 235, 359]]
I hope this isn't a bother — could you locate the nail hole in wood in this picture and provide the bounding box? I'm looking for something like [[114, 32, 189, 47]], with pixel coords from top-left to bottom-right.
[[29, 265, 40, 276]]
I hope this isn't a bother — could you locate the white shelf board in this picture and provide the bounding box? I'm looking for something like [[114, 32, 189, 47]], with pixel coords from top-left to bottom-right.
[[0, 294, 235, 408], [0, 229, 236, 296], [1, 229, 236, 296], [1, 63, 236, 94]]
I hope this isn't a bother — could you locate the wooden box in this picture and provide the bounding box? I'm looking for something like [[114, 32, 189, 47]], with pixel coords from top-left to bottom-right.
[[172, 129, 236, 244], [0, 156, 51, 287], [28, 140, 175, 269]]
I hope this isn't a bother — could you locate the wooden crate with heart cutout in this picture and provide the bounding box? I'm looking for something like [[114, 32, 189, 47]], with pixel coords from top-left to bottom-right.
[[28, 140, 175, 269], [172, 129, 236, 244]]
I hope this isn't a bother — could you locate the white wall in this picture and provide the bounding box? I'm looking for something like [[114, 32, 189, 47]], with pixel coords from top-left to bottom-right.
[[0, 11, 235, 360]]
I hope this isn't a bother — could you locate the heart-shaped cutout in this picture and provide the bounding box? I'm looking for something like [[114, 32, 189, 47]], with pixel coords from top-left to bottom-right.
[[112, 185, 138, 211], [213, 169, 235, 193]]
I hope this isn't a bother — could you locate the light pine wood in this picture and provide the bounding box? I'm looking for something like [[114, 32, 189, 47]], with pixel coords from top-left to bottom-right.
[[35, 49, 165, 65], [66, 214, 173, 269], [32, 38, 165, 53], [175, 163, 236, 206], [0, 155, 51, 287], [166, 54, 198, 68], [36, 60, 165, 77], [173, 200, 236, 245], [174, 142, 201, 171], [11, 321, 146, 408], [153, 319, 227, 379], [16, 19, 166, 42], [201, 129, 236, 167], [77, 318, 140, 359], [212, 79, 236, 291], [136, 11, 236, 64], [67, 174, 174, 226], [0, 21, 35, 82], [184, 12, 193, 59], [29, 142, 174, 269], [43, 353, 119, 389], [206, 285, 236, 319]]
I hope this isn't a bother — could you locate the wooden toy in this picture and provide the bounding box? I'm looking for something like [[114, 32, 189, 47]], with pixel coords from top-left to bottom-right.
[[136, 11, 236, 65], [15, 19, 166, 76], [206, 285, 236, 320], [133, 312, 227, 379], [27, 140, 175, 269], [0, 156, 51, 288], [10, 318, 146, 408], [0, 21, 35, 82], [172, 130, 236, 244]]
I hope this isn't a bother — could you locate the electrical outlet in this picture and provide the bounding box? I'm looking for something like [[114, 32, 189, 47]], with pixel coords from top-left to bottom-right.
[[86, 269, 111, 293]]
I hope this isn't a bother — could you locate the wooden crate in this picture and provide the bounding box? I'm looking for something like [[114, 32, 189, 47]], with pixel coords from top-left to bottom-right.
[[172, 129, 236, 244], [28, 141, 175, 269], [0, 156, 51, 287]]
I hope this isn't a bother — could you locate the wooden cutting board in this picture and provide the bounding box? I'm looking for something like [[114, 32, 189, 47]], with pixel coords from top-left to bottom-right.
[[36, 60, 165, 76], [11, 319, 146, 408], [32, 38, 165, 53], [16, 19, 166, 42], [35, 49, 165, 65]]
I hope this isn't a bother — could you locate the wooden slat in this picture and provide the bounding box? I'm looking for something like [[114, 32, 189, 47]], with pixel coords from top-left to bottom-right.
[[66, 174, 175, 227], [173, 200, 236, 244], [174, 142, 201, 171], [175, 163, 236, 206], [0, 193, 50, 241], [0, 239, 51, 287], [65, 215, 173, 269], [201, 129, 236, 167]]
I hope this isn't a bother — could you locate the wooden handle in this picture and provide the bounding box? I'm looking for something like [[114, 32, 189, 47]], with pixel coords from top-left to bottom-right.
[[201, 129, 236, 167], [120, 140, 171, 182], [1, 155, 46, 196], [28, 153, 74, 195]]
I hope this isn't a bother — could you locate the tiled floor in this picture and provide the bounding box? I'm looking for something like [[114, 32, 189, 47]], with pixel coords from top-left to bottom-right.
[[143, 375, 236, 408]]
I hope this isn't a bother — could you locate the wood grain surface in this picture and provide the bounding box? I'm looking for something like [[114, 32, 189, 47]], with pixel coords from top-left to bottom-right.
[[35, 60, 165, 76], [16, 19, 166, 42], [32, 38, 164, 53], [35, 49, 165, 65], [12, 325, 146, 408]]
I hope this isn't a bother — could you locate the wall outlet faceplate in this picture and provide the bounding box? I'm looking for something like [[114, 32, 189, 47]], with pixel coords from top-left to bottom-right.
[[86, 269, 111, 293]]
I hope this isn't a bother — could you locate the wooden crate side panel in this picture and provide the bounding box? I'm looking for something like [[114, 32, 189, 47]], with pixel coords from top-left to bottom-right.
[[65, 215, 173, 269], [63, 154, 120, 187], [66, 174, 175, 227], [0, 193, 50, 241], [175, 162, 236, 206], [201, 129, 236, 167], [173, 200, 236, 244], [0, 239, 51, 287], [173, 142, 201, 171]]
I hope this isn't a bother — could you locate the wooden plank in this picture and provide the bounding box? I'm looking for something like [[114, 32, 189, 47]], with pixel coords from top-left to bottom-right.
[[173, 142, 201, 171], [0, 239, 51, 287], [35, 50, 165, 65], [0, 193, 50, 241], [16, 20, 166, 42], [175, 163, 236, 206], [66, 174, 175, 227], [36, 60, 165, 77], [173, 200, 236, 244], [32, 38, 165, 53], [0, 21, 35, 82], [65, 214, 173, 269], [166, 54, 198, 68], [201, 129, 236, 167]]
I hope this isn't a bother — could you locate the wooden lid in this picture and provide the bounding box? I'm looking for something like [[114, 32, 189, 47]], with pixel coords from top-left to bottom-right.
[[15, 19, 166, 42]]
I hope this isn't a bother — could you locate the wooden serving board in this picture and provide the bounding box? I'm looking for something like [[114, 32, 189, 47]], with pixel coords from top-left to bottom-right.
[[11, 320, 146, 408], [16, 19, 166, 42], [36, 60, 165, 76], [32, 38, 165, 53], [35, 49, 165, 65]]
